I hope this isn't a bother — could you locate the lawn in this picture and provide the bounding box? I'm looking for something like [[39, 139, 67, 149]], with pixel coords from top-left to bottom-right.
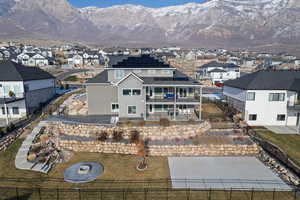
[[255, 129, 300, 167]]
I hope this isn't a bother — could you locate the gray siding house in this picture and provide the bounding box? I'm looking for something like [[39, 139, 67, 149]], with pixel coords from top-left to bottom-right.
[[86, 55, 202, 121]]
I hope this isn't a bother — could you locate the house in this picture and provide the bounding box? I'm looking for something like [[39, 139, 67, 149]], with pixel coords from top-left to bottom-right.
[[196, 61, 240, 84], [223, 70, 300, 132], [28, 54, 49, 67], [242, 58, 256, 68], [67, 54, 83, 66], [85, 54, 202, 121], [295, 60, 300, 66], [0, 61, 56, 123]]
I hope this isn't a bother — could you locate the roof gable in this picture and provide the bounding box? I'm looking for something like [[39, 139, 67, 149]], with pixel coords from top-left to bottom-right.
[[115, 72, 144, 86]]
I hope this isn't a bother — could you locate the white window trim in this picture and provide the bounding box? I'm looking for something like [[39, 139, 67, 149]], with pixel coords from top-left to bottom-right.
[[111, 103, 119, 113], [127, 105, 137, 115]]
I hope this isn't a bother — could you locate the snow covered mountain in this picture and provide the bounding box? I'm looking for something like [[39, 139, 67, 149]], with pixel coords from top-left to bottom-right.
[[0, 0, 300, 48]]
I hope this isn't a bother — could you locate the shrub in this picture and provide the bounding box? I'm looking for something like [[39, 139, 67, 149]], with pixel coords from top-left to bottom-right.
[[0, 128, 5, 137], [159, 118, 170, 127], [98, 131, 108, 142], [130, 130, 140, 144], [8, 91, 15, 97], [112, 130, 123, 142]]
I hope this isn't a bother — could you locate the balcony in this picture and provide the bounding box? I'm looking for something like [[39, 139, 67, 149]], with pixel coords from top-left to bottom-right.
[[146, 94, 200, 104], [287, 100, 300, 110]]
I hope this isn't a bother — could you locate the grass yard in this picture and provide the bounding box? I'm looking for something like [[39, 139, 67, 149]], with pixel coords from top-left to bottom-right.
[[255, 129, 300, 167]]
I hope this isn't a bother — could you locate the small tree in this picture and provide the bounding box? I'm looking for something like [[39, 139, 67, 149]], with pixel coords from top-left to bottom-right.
[[112, 130, 123, 142], [130, 130, 140, 144], [136, 139, 147, 171], [98, 131, 108, 142]]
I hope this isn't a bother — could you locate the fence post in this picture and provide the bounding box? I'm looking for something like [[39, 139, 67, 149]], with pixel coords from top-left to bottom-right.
[[16, 187, 19, 200], [272, 189, 275, 200], [78, 189, 81, 200], [208, 188, 211, 200], [123, 189, 126, 200], [250, 188, 254, 200], [144, 188, 147, 200], [294, 189, 297, 200], [39, 188, 42, 200], [57, 188, 59, 200], [229, 188, 232, 200]]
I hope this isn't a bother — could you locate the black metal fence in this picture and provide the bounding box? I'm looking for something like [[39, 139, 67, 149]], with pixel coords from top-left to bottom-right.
[[0, 186, 298, 200]]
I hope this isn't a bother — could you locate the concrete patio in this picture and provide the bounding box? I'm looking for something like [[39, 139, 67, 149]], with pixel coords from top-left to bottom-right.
[[168, 157, 291, 190], [265, 126, 300, 134]]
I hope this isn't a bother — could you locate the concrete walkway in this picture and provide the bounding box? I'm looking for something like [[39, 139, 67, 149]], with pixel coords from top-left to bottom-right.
[[15, 121, 52, 174], [266, 126, 299, 134], [168, 157, 291, 190]]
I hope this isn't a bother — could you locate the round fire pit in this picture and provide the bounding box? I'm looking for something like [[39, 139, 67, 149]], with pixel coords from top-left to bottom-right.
[[64, 162, 104, 183]]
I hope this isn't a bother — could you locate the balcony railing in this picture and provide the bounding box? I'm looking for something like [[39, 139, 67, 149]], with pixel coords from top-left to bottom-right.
[[146, 94, 200, 103], [287, 100, 300, 110]]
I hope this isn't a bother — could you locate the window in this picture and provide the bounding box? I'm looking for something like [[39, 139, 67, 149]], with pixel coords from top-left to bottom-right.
[[247, 92, 255, 101], [128, 106, 136, 114], [269, 93, 285, 101], [115, 70, 125, 79], [277, 114, 286, 121], [249, 114, 257, 121], [12, 107, 19, 115], [1, 107, 5, 115], [123, 89, 132, 96], [132, 89, 141, 96], [111, 104, 119, 113]]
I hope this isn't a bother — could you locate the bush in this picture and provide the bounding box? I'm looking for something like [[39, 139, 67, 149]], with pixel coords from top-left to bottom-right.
[[159, 118, 170, 127], [112, 130, 123, 142], [0, 128, 6, 137], [98, 131, 108, 142], [130, 130, 140, 144]]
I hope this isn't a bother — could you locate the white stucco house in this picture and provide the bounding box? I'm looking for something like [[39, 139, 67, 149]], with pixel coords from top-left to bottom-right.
[[0, 61, 56, 125], [223, 70, 300, 132], [196, 61, 240, 84]]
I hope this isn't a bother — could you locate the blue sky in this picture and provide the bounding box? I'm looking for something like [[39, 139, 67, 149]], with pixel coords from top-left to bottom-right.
[[69, 0, 206, 8]]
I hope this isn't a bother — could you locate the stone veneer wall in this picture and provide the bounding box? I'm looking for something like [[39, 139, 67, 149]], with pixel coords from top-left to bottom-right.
[[57, 140, 259, 156]]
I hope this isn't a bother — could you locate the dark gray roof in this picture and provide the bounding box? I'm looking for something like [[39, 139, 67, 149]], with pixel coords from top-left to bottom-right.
[[201, 61, 239, 69], [142, 70, 200, 85], [86, 70, 109, 84], [110, 54, 171, 69], [224, 70, 300, 92], [0, 61, 55, 81]]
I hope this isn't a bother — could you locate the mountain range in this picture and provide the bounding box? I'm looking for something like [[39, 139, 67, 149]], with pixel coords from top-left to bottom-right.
[[0, 0, 300, 49]]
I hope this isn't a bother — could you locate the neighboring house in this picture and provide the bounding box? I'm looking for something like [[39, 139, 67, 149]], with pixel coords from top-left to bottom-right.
[[196, 61, 240, 84], [295, 60, 300, 66], [242, 58, 256, 68], [0, 61, 56, 122], [67, 54, 83, 66], [85, 54, 202, 121], [28, 54, 49, 67], [223, 70, 300, 132]]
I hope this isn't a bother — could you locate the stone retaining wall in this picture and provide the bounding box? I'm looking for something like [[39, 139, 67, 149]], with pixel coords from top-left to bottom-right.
[[49, 121, 211, 140], [57, 140, 259, 156]]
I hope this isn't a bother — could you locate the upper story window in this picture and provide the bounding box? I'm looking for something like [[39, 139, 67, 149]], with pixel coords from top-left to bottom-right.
[[123, 89, 132, 96], [132, 89, 141, 96], [123, 89, 141, 96], [115, 70, 125, 79], [246, 92, 255, 101], [269, 93, 285, 102]]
